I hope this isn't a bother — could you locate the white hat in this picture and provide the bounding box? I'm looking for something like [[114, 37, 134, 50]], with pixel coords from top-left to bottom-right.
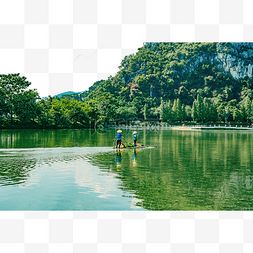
[[133, 131, 137, 134], [117, 130, 122, 133]]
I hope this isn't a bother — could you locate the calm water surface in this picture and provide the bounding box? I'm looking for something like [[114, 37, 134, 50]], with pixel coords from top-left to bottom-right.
[[1, 128, 253, 210]]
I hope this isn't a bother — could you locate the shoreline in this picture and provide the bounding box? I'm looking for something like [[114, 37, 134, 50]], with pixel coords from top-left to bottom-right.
[[1, 124, 253, 131], [111, 124, 253, 131]]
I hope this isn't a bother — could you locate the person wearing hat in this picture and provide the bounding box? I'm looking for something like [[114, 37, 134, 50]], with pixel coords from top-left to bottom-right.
[[115, 130, 123, 149], [133, 131, 137, 147]]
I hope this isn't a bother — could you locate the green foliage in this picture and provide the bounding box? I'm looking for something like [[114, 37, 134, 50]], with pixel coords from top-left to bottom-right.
[[233, 108, 243, 122], [3, 43, 253, 128], [116, 105, 137, 121], [49, 99, 91, 128], [0, 74, 94, 129], [172, 99, 184, 122], [192, 95, 203, 122], [0, 73, 38, 127], [13, 89, 40, 125], [144, 104, 149, 120], [81, 42, 253, 124]]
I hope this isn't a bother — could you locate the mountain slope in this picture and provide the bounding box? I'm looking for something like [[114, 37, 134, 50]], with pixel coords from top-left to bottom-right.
[[86, 43, 253, 106]]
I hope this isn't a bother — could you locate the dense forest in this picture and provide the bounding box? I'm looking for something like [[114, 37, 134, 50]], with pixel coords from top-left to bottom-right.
[[1, 42, 253, 129]]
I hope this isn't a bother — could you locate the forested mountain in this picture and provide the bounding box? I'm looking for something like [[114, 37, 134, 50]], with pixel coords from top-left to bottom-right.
[[1, 43, 253, 129], [83, 42, 253, 123], [54, 91, 77, 98]]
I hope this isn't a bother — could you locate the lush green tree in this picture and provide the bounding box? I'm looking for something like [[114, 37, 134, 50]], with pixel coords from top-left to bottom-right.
[[233, 108, 243, 122], [209, 102, 218, 122], [172, 99, 185, 122], [49, 99, 91, 128], [149, 107, 160, 120], [244, 96, 252, 123], [159, 99, 165, 121], [185, 105, 192, 121], [116, 106, 137, 121], [12, 89, 40, 125], [196, 94, 204, 122], [0, 73, 31, 124], [223, 107, 231, 123], [191, 101, 197, 122], [181, 104, 187, 122], [144, 103, 150, 120], [192, 95, 204, 122], [37, 97, 54, 128], [0, 88, 6, 125], [203, 97, 210, 122], [202, 97, 218, 123], [165, 101, 174, 122], [159, 99, 173, 122]]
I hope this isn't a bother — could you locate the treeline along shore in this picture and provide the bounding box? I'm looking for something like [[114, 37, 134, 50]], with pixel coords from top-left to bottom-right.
[[2, 43, 253, 129]]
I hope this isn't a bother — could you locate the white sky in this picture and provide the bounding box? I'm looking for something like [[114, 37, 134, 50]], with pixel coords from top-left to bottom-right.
[[21, 46, 141, 98], [1, 0, 245, 98]]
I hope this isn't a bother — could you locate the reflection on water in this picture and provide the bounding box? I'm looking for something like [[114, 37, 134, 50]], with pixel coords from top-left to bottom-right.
[[0, 157, 36, 186], [132, 149, 137, 167], [0, 147, 103, 187], [91, 130, 253, 211], [114, 149, 139, 169], [116, 151, 122, 168], [0, 147, 144, 210], [1, 129, 253, 210]]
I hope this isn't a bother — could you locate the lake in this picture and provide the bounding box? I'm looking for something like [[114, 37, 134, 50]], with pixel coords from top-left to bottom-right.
[[0, 128, 253, 211]]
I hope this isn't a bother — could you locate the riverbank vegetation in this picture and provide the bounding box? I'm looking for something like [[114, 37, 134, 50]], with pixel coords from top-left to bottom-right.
[[1, 43, 253, 129]]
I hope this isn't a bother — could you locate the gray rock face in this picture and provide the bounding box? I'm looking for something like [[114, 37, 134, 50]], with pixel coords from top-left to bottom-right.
[[186, 43, 253, 80], [130, 43, 253, 83], [217, 45, 253, 79]]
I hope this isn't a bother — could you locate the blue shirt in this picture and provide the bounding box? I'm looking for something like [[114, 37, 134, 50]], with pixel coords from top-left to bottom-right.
[[133, 134, 137, 140], [116, 133, 122, 140]]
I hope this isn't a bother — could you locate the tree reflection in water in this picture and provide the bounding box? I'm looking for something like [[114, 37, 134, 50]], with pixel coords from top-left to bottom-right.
[[90, 138, 253, 211], [1, 129, 253, 210], [0, 157, 37, 186]]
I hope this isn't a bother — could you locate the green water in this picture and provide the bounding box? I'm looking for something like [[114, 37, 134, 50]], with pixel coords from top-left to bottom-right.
[[1, 128, 253, 210]]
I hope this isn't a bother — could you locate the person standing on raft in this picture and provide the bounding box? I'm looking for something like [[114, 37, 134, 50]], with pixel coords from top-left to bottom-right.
[[115, 130, 123, 149], [133, 131, 137, 147]]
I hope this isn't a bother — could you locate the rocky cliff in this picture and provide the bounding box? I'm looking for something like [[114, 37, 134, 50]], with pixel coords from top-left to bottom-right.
[[217, 43, 253, 79]]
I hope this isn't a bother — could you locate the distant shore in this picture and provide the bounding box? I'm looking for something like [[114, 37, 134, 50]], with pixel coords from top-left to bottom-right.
[[1, 122, 252, 131], [109, 123, 253, 131]]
